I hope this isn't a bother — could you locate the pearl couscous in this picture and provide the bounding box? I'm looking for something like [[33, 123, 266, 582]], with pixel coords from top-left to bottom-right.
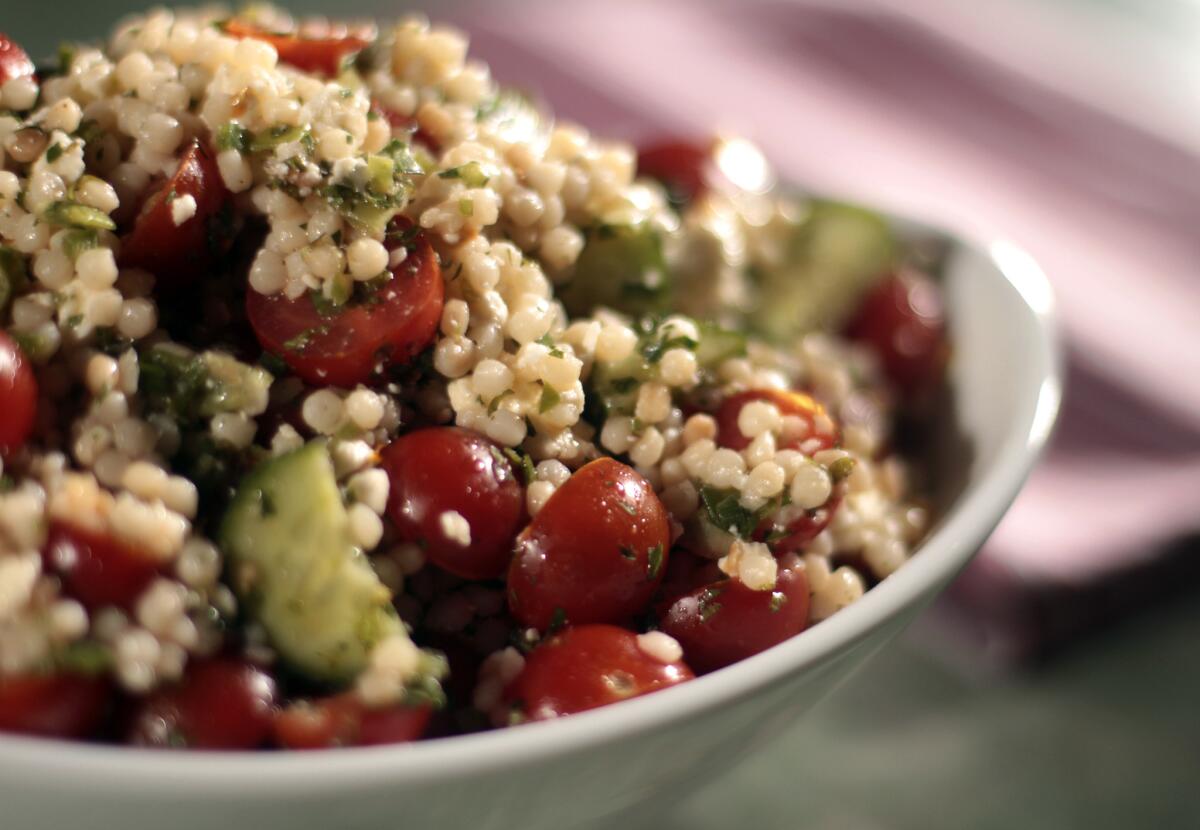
[[0, 6, 947, 747]]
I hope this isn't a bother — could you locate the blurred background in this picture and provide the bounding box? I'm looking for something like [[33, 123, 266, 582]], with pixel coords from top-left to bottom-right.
[[10, 0, 1200, 827]]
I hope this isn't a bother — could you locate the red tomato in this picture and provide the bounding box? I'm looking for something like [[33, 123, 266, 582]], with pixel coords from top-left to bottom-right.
[[246, 224, 443, 387], [0, 34, 35, 85], [273, 694, 431, 749], [43, 521, 161, 611], [0, 674, 110, 739], [507, 458, 671, 631], [118, 140, 232, 284], [0, 331, 37, 457], [659, 555, 809, 673], [657, 548, 724, 607], [757, 492, 841, 556], [127, 659, 277, 750], [637, 139, 716, 204], [373, 104, 440, 153], [381, 427, 525, 580], [716, 388, 840, 454], [504, 625, 693, 721], [224, 20, 368, 76], [844, 270, 948, 397]]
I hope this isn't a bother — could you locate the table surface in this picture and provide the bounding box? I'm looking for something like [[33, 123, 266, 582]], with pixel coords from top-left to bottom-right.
[[8, 4, 1200, 828]]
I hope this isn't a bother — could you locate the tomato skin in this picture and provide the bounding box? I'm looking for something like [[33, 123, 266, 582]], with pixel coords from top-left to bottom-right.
[[224, 20, 368, 76], [246, 226, 443, 388], [757, 492, 841, 556], [507, 458, 671, 631], [637, 139, 716, 204], [43, 521, 162, 612], [716, 388, 839, 454], [844, 270, 948, 396], [273, 694, 431, 749], [127, 659, 277, 750], [381, 427, 525, 580], [118, 140, 232, 284], [504, 625, 693, 721], [0, 34, 35, 86], [0, 674, 110, 739], [0, 331, 37, 457], [659, 556, 809, 674]]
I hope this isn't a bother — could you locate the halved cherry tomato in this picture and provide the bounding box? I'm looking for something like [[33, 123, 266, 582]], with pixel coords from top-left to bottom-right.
[[127, 659, 277, 750], [0, 674, 110, 739], [507, 458, 671, 631], [637, 139, 716, 205], [756, 492, 841, 556], [224, 20, 368, 76], [0, 34, 34, 85], [246, 223, 443, 387], [657, 548, 724, 607], [504, 625, 693, 721], [0, 331, 37, 457], [716, 388, 840, 454], [273, 694, 431, 749], [659, 555, 809, 674], [381, 427, 525, 580], [43, 521, 162, 611], [118, 140, 232, 284], [373, 104, 440, 154], [844, 269, 948, 397]]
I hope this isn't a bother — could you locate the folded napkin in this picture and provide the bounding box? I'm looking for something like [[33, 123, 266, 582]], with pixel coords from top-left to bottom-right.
[[455, 0, 1200, 664]]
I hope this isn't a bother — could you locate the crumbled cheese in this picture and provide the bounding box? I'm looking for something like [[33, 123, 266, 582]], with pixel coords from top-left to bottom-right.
[[170, 193, 197, 226], [718, 539, 778, 591], [439, 510, 472, 547], [356, 633, 421, 707]]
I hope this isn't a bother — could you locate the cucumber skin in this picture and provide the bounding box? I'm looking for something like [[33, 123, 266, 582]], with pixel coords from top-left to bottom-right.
[[219, 441, 403, 685]]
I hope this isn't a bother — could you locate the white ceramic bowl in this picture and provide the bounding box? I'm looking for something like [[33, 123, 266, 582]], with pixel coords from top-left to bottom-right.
[[0, 223, 1061, 830]]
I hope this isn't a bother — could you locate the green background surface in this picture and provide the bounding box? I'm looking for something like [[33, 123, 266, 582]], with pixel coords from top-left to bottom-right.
[[7, 2, 1200, 827]]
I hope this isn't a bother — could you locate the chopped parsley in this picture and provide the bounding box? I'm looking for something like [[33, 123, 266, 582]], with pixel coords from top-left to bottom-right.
[[537, 383, 560, 413], [45, 143, 64, 163], [536, 333, 564, 358], [618, 545, 637, 561], [646, 544, 664, 580], [768, 592, 787, 613], [829, 456, 856, 482], [215, 122, 250, 152], [437, 161, 489, 188], [699, 486, 778, 539]]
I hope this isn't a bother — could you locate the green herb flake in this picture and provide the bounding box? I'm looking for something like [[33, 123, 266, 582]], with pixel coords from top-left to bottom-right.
[[215, 122, 250, 152], [698, 585, 725, 622], [536, 333, 565, 358], [45, 143, 64, 163], [502, 447, 536, 485], [43, 200, 116, 231], [768, 592, 787, 613], [646, 544, 664, 580], [547, 606, 567, 634], [618, 545, 637, 561], [537, 383, 561, 414], [829, 456, 856, 482]]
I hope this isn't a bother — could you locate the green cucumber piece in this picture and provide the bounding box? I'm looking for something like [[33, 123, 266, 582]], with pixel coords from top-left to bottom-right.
[[220, 442, 404, 683]]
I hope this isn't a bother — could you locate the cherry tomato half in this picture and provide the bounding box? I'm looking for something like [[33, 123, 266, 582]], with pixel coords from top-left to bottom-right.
[[0, 331, 37, 457], [273, 695, 431, 749], [716, 388, 840, 454], [247, 224, 443, 388], [0, 674, 110, 739], [504, 625, 693, 721], [660, 555, 809, 674], [127, 659, 277, 750], [844, 269, 948, 397], [507, 458, 671, 631], [43, 521, 162, 612], [0, 34, 35, 86], [381, 427, 525, 580], [224, 20, 368, 76], [756, 492, 842, 556], [118, 140, 232, 285], [637, 139, 716, 205]]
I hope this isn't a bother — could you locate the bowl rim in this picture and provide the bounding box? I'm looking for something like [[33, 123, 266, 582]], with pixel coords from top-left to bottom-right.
[[0, 230, 1062, 794]]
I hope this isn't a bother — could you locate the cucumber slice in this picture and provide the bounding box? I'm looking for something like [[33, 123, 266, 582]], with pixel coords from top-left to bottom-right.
[[751, 200, 894, 340], [220, 441, 404, 684], [559, 224, 671, 318]]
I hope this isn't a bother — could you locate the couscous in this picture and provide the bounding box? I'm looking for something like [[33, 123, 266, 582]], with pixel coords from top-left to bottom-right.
[[0, 6, 946, 748]]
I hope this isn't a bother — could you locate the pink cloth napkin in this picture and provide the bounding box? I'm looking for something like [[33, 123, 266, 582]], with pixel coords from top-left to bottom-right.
[[452, 0, 1200, 657]]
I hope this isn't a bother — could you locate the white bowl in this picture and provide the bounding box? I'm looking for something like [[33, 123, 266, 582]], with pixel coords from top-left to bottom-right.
[[0, 224, 1061, 830]]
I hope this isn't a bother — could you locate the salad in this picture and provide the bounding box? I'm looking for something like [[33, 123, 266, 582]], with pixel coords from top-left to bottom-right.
[[0, 6, 946, 748]]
